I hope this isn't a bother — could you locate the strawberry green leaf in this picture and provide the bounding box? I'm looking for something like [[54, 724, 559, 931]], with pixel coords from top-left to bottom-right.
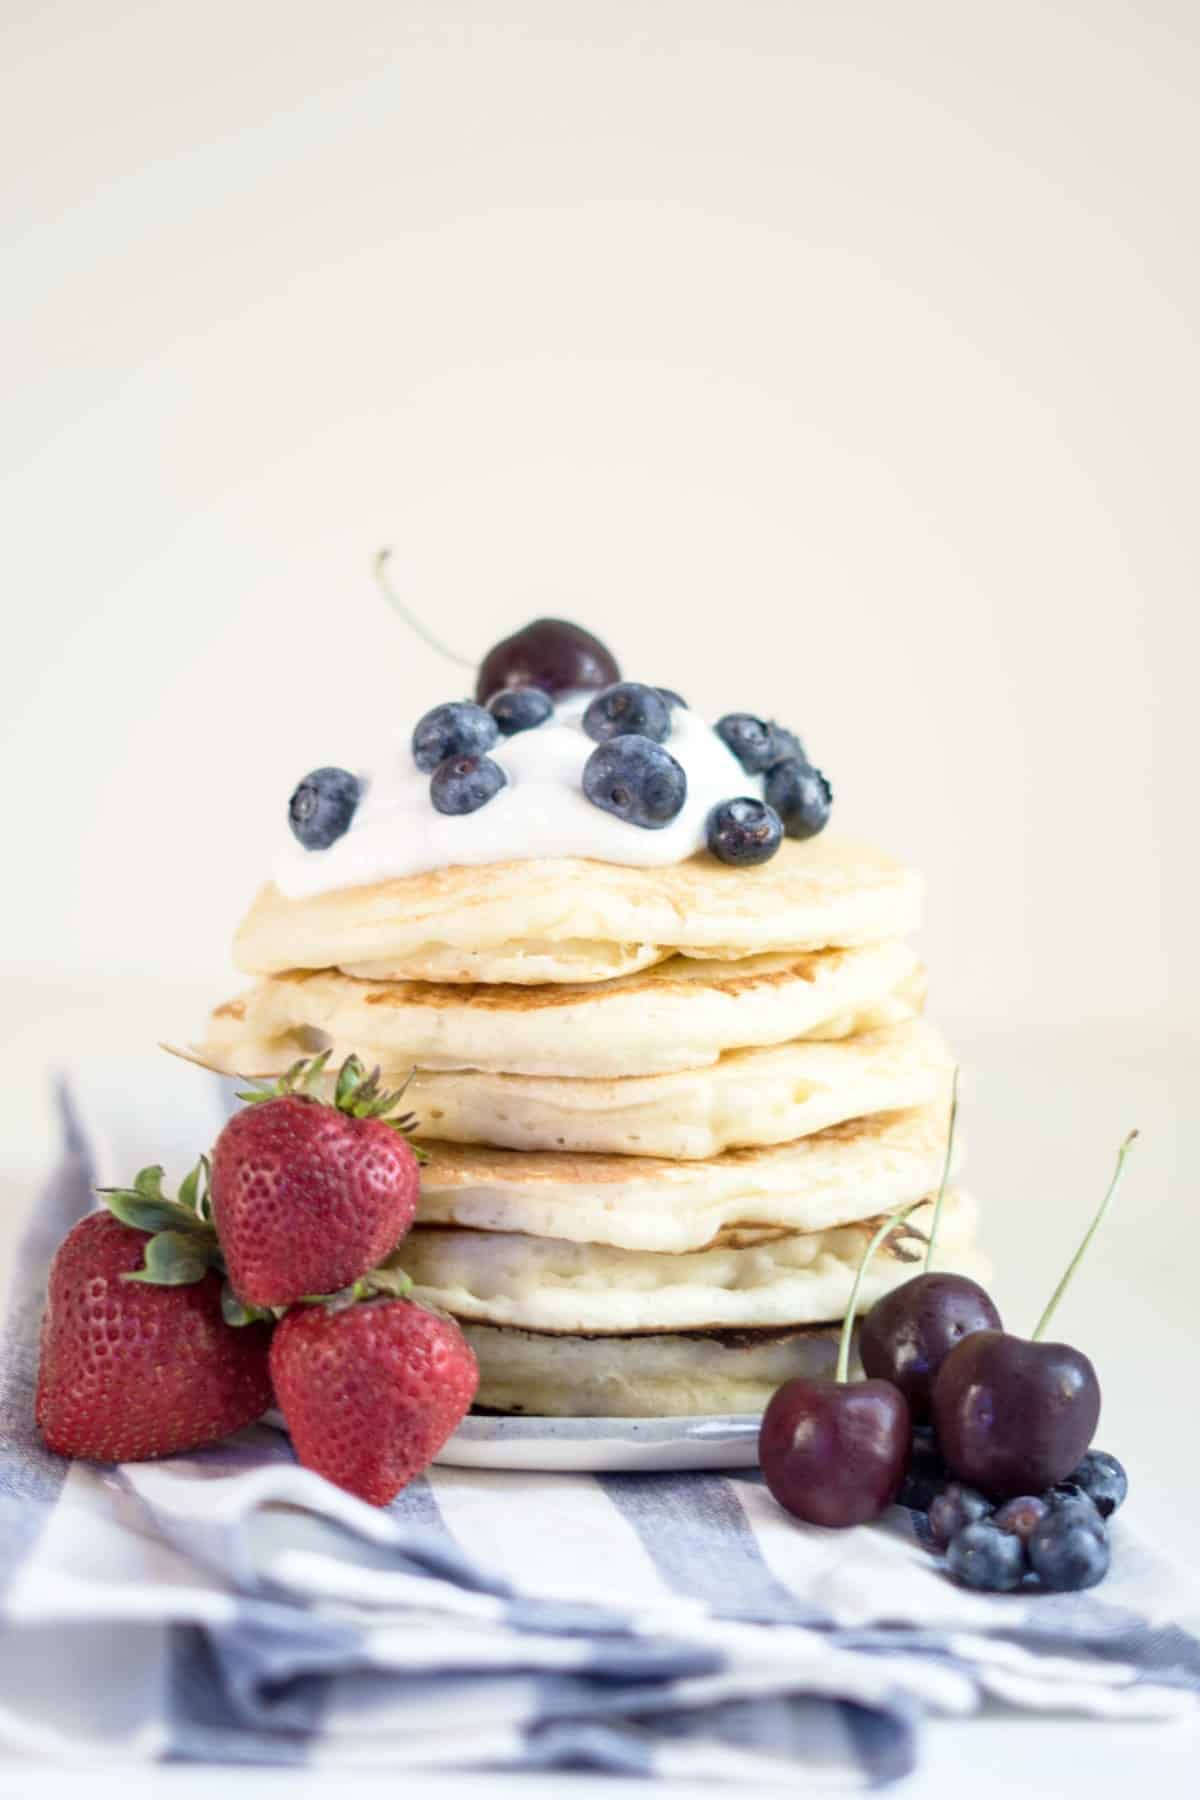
[[299, 1049, 333, 1096], [100, 1189, 210, 1237], [334, 1054, 367, 1111], [121, 1229, 215, 1286], [298, 1280, 369, 1314], [176, 1159, 208, 1216], [220, 1281, 276, 1327], [98, 1160, 219, 1238], [362, 1265, 413, 1300]]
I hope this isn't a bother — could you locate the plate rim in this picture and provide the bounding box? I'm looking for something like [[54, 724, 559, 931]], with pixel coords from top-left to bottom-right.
[[449, 1413, 761, 1443]]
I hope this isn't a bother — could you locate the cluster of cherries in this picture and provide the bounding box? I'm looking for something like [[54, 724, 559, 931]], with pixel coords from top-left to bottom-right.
[[759, 1087, 1136, 1595]]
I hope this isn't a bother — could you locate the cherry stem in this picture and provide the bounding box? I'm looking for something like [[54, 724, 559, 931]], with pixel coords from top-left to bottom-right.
[[836, 1197, 930, 1384], [373, 548, 476, 672], [1032, 1129, 1139, 1343], [923, 1066, 960, 1273]]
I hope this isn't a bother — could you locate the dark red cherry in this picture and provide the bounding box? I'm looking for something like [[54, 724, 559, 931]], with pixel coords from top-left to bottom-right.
[[758, 1377, 911, 1528], [476, 620, 620, 703], [859, 1272, 1002, 1423], [931, 1330, 1101, 1501]]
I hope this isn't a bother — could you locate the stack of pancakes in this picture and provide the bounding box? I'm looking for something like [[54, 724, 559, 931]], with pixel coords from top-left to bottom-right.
[[206, 834, 985, 1416]]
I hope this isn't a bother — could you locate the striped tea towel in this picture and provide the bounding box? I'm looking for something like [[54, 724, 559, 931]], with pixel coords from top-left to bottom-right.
[[0, 1062, 1198, 1785]]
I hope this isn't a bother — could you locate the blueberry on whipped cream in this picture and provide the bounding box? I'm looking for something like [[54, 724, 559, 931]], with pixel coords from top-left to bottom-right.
[[430, 752, 507, 815], [765, 758, 833, 839], [288, 767, 361, 849], [582, 735, 687, 829], [706, 797, 784, 866], [583, 682, 673, 745], [487, 686, 554, 735], [412, 701, 499, 773], [716, 713, 805, 775]]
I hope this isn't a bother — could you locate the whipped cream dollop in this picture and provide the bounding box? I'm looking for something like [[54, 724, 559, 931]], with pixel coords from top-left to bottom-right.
[[272, 695, 765, 899]]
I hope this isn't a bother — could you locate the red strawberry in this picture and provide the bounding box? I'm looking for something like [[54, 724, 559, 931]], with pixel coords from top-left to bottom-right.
[[270, 1298, 478, 1505], [36, 1212, 273, 1462], [211, 1056, 422, 1309]]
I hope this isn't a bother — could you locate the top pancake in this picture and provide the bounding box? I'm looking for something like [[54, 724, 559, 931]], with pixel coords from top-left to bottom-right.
[[233, 835, 922, 983]]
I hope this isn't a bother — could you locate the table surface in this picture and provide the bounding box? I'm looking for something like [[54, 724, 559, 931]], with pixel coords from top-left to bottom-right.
[[1, 972, 1197, 1797]]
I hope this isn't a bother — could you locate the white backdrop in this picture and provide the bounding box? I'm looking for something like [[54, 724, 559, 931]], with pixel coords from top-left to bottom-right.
[[3, 0, 1197, 1032]]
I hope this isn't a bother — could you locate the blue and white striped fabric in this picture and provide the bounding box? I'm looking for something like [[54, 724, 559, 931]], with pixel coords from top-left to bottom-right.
[[1, 1069, 1198, 1784]]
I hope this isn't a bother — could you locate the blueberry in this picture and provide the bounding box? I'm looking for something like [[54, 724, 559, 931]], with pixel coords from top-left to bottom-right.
[[288, 767, 361, 849], [487, 686, 554, 735], [430, 753, 507, 815], [768, 725, 806, 765], [715, 714, 776, 773], [413, 701, 498, 772], [929, 1483, 993, 1548], [582, 736, 687, 829], [706, 798, 784, 866], [1046, 1488, 1107, 1539], [1062, 1450, 1127, 1519], [946, 1519, 1027, 1592], [583, 682, 672, 745], [993, 1496, 1051, 1542], [715, 715, 805, 774], [657, 688, 689, 710], [1029, 1509, 1111, 1591], [764, 758, 833, 840]]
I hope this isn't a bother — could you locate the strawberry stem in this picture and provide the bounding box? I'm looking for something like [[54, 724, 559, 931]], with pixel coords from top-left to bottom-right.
[[923, 1066, 960, 1273], [837, 1198, 929, 1384], [373, 549, 475, 672], [1031, 1130, 1138, 1342]]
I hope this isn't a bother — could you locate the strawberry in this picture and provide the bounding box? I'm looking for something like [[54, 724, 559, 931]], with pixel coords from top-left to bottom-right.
[[36, 1210, 273, 1462], [211, 1055, 423, 1309], [270, 1297, 478, 1505]]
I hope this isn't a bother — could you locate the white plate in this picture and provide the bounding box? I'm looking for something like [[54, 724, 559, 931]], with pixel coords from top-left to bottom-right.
[[434, 1414, 762, 1473]]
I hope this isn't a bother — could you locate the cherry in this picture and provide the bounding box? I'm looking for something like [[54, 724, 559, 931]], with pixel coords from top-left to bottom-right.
[[931, 1331, 1100, 1501], [759, 1200, 920, 1528], [475, 620, 620, 703], [860, 1072, 1003, 1420], [759, 1379, 911, 1528], [371, 551, 620, 702], [931, 1132, 1136, 1502], [860, 1274, 1001, 1423]]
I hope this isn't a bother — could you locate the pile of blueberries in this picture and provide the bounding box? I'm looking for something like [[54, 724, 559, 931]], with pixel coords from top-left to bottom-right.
[[903, 1436, 1126, 1593], [287, 617, 832, 865]]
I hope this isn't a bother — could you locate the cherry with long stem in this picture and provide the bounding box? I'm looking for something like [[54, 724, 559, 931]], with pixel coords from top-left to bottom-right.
[[372, 548, 622, 702], [759, 1197, 927, 1529], [932, 1130, 1139, 1499]]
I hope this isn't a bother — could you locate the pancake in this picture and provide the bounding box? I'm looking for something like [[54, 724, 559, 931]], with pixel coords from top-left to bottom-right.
[[404, 1189, 980, 1333], [415, 1101, 959, 1251], [462, 1321, 849, 1416], [205, 941, 924, 1079], [205, 1018, 946, 1160], [233, 835, 922, 983]]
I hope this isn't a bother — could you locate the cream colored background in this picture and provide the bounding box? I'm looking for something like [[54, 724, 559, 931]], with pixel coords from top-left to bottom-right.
[[2, 0, 1197, 1032]]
